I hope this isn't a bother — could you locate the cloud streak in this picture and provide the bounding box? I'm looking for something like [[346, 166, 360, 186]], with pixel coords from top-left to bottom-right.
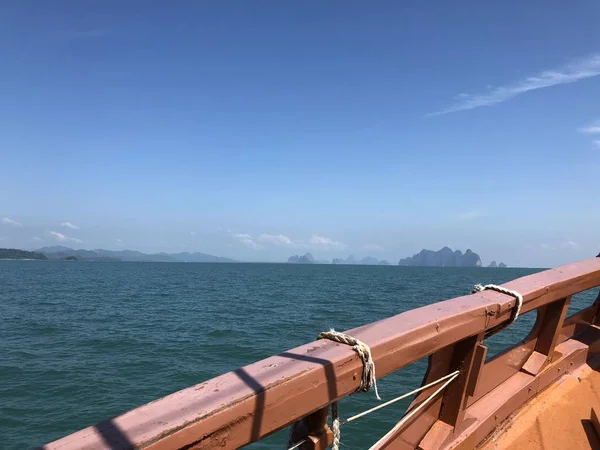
[[231, 231, 347, 251], [1, 217, 23, 227], [431, 54, 600, 116], [233, 233, 263, 250], [49, 231, 83, 244], [578, 119, 600, 148], [309, 235, 347, 251], [61, 221, 79, 230], [257, 233, 303, 247], [560, 240, 580, 250], [578, 122, 600, 134], [540, 240, 579, 251]]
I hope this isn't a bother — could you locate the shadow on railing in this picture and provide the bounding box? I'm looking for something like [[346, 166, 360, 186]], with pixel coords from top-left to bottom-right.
[[94, 419, 134, 450], [39, 418, 134, 450], [235, 351, 340, 444]]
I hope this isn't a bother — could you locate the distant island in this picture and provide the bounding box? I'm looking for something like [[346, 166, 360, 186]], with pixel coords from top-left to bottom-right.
[[487, 260, 508, 268], [398, 247, 483, 267], [288, 253, 391, 266], [332, 255, 390, 265], [0, 248, 47, 260], [287, 248, 500, 267], [288, 252, 316, 264], [0, 246, 237, 263]]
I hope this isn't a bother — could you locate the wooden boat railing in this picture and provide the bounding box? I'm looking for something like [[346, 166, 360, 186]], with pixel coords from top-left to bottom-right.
[[40, 258, 600, 450]]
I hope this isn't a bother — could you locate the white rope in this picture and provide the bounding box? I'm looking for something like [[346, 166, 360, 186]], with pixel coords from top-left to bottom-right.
[[288, 439, 306, 450], [369, 371, 460, 449], [317, 329, 381, 400], [331, 401, 340, 450], [472, 283, 523, 326], [287, 329, 460, 450], [287, 369, 461, 450], [342, 370, 460, 425], [317, 329, 381, 450], [287, 329, 381, 450]]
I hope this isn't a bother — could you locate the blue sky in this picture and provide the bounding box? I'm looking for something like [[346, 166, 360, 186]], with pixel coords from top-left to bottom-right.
[[1, 1, 599, 267]]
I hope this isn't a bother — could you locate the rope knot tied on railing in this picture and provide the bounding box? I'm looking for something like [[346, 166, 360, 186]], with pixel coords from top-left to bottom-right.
[[288, 329, 381, 450], [472, 283, 524, 326], [317, 329, 381, 400]]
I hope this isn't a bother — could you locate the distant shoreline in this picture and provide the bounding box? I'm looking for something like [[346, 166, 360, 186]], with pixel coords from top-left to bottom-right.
[[0, 258, 40, 261]]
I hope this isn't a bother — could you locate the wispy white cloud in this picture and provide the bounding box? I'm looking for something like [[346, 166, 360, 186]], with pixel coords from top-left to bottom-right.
[[189, 231, 197, 236], [115, 238, 123, 244], [540, 240, 579, 251], [363, 244, 384, 252], [431, 54, 600, 116], [257, 233, 303, 247], [578, 120, 600, 148], [578, 121, 600, 134], [309, 235, 347, 251], [455, 210, 485, 221], [1, 217, 22, 227], [33, 236, 43, 241], [49, 231, 83, 244], [233, 233, 263, 250], [560, 240, 580, 250], [60, 221, 79, 230]]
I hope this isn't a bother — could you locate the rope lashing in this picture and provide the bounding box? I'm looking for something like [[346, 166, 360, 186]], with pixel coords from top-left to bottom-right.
[[288, 329, 381, 450], [472, 283, 524, 326], [318, 329, 381, 450], [317, 329, 381, 400]]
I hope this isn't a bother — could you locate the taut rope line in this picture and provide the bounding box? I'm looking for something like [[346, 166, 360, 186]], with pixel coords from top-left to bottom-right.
[[342, 369, 459, 425], [369, 370, 460, 449], [287, 370, 461, 449]]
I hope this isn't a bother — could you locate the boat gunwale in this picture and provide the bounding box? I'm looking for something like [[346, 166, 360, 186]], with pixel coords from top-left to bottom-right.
[[39, 258, 600, 450]]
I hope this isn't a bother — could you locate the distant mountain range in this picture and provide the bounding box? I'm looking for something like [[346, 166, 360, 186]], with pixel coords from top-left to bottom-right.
[[0, 248, 47, 260], [36, 246, 236, 263]]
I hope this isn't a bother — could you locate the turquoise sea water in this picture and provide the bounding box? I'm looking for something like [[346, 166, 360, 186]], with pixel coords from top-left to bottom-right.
[[1, 261, 598, 450]]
